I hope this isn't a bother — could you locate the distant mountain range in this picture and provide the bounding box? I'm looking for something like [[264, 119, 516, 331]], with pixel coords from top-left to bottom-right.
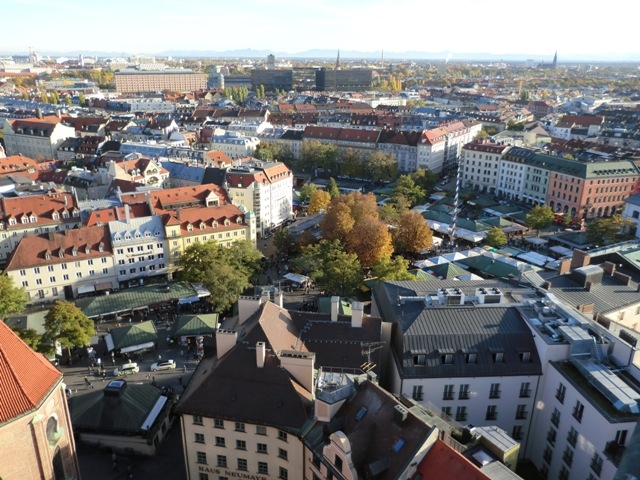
[[3, 48, 639, 63]]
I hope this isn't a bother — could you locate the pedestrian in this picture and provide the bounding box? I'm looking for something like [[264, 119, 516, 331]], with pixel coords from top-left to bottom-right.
[[102, 371, 106, 381], [183, 365, 187, 373], [158, 354, 161, 361]]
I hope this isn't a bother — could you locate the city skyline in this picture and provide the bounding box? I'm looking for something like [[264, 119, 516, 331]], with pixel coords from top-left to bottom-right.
[[2, 0, 640, 61]]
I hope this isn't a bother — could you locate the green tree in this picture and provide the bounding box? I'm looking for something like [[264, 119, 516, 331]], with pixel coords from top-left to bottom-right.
[[410, 168, 439, 193], [64, 96, 72, 106], [346, 216, 394, 267], [371, 255, 414, 281], [484, 226, 508, 248], [326, 177, 340, 199], [392, 175, 425, 207], [273, 228, 297, 256], [294, 240, 362, 296], [178, 240, 261, 313], [368, 151, 398, 183], [301, 140, 338, 173], [299, 183, 318, 203], [78, 93, 86, 106], [43, 300, 94, 359], [0, 272, 27, 319], [586, 214, 635, 245], [525, 205, 554, 236], [506, 120, 525, 131], [339, 149, 365, 178], [11, 326, 44, 352]]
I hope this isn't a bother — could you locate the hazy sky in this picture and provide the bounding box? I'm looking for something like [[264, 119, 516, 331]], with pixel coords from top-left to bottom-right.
[[2, 0, 639, 60]]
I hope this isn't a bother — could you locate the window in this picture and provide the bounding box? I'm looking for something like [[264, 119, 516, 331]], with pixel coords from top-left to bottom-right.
[[573, 400, 584, 423], [489, 383, 501, 399], [551, 408, 561, 427], [516, 404, 528, 420], [21, 281, 28, 287], [567, 426, 578, 447], [590, 452, 603, 476], [236, 440, 246, 450], [615, 429, 629, 446], [214, 419, 223, 429], [493, 352, 504, 363], [278, 430, 287, 442], [193, 415, 203, 425], [194, 433, 205, 443], [559, 465, 569, 480], [47, 265, 54, 272], [279, 467, 288, 480], [237, 458, 247, 471], [443, 384, 454, 400], [519, 382, 531, 398], [543, 446, 553, 463], [235, 422, 245, 432], [63, 274, 69, 281], [459, 384, 470, 400], [198, 473, 209, 480], [486, 405, 497, 421], [196, 452, 207, 465], [216, 455, 227, 467], [412, 385, 423, 401], [440, 352, 453, 364], [465, 352, 477, 364], [278, 448, 288, 460], [258, 462, 268, 474], [442, 406, 452, 418], [335, 455, 343, 472], [547, 427, 557, 445], [512, 425, 523, 440], [257, 443, 267, 454], [556, 382, 566, 403], [19, 269, 26, 276], [215, 436, 225, 447], [76, 272, 82, 279], [102, 268, 108, 274], [413, 354, 426, 365], [61, 264, 67, 270], [562, 446, 574, 467], [455, 406, 467, 422], [34, 267, 40, 274], [256, 425, 267, 435]]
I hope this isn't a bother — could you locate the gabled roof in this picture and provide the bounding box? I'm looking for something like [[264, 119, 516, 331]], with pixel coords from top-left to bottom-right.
[[1, 191, 78, 229], [149, 183, 230, 211], [417, 439, 490, 480], [0, 320, 62, 425], [108, 321, 158, 350], [174, 314, 219, 337]]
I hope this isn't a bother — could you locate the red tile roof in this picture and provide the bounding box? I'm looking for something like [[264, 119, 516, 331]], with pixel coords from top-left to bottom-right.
[[5, 225, 112, 270], [172, 204, 246, 235], [417, 439, 491, 480], [1, 192, 78, 230], [149, 184, 230, 211], [85, 204, 151, 227], [0, 320, 62, 425], [204, 150, 233, 166]]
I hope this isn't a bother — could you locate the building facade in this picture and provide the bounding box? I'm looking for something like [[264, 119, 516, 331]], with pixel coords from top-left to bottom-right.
[[114, 69, 207, 93], [2, 116, 76, 160]]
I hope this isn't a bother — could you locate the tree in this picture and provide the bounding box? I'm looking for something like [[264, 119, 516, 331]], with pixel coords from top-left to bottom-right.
[[525, 205, 554, 236], [300, 140, 338, 173], [394, 210, 433, 255], [346, 216, 394, 267], [308, 189, 331, 214], [0, 272, 27, 319], [326, 177, 340, 199], [371, 256, 414, 281], [368, 151, 398, 183], [43, 301, 94, 359], [392, 175, 426, 207], [586, 215, 635, 245], [339, 148, 365, 178], [11, 326, 44, 352], [320, 191, 379, 241], [299, 183, 318, 203], [78, 93, 86, 106], [273, 228, 297, 256], [484, 226, 508, 248], [178, 240, 261, 313], [294, 240, 362, 296], [410, 168, 439, 193]]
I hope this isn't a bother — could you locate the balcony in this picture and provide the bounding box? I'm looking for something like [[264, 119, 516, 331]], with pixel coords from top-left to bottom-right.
[[604, 441, 626, 467]]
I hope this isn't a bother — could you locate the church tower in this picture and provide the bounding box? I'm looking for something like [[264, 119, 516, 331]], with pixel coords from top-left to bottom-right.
[[336, 50, 341, 70], [553, 51, 557, 69]]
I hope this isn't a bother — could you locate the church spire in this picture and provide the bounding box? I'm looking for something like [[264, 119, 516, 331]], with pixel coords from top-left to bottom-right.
[[336, 49, 341, 70], [553, 51, 557, 68]]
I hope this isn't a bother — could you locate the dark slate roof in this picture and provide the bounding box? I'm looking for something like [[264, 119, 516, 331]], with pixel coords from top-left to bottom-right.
[[400, 305, 541, 378], [68, 381, 163, 434], [201, 167, 227, 187]]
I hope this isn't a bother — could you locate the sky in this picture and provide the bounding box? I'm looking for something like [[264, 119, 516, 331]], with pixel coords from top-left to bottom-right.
[[2, 0, 640, 60]]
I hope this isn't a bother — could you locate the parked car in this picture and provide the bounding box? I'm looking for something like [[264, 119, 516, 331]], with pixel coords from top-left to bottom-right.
[[113, 362, 139, 377], [151, 359, 176, 372]]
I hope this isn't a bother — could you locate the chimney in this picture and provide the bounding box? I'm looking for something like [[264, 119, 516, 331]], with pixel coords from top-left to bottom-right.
[[125, 204, 130, 223], [256, 341, 266, 368], [558, 259, 571, 275], [279, 351, 315, 392], [216, 329, 237, 359], [602, 261, 616, 276], [570, 249, 591, 270], [351, 301, 364, 328], [274, 290, 283, 308], [330, 296, 340, 321], [586, 281, 593, 291], [64, 196, 68, 207]]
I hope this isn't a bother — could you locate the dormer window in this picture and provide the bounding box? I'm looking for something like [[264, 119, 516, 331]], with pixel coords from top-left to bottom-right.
[[98, 242, 104, 252], [200, 222, 206, 230], [30, 215, 37, 223], [62, 210, 69, 219], [187, 223, 193, 232], [52, 212, 59, 220], [45, 250, 51, 260], [237, 217, 243, 225], [519, 351, 531, 363], [8, 218, 16, 226], [59, 249, 64, 258], [212, 221, 218, 228], [84, 246, 90, 254], [72, 248, 78, 256], [224, 219, 230, 226], [21, 216, 28, 224], [493, 352, 505, 363], [145, 232, 151, 237]]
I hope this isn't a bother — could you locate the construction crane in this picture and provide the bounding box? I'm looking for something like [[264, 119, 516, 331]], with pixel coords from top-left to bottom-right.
[[361, 342, 384, 372]]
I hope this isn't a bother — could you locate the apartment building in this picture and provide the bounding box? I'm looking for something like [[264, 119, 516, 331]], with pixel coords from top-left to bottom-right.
[[209, 131, 260, 158], [5, 225, 116, 303], [224, 160, 293, 236], [461, 140, 512, 194], [105, 156, 169, 188], [377, 130, 422, 172], [114, 69, 207, 93], [371, 279, 541, 446], [109, 211, 168, 288], [0, 191, 82, 264], [177, 298, 387, 480], [2, 115, 76, 160], [140, 184, 256, 271], [0, 321, 81, 480]]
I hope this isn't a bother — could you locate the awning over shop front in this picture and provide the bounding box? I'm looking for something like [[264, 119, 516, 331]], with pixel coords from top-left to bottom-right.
[[120, 341, 155, 354], [96, 282, 112, 291], [77, 284, 96, 294]]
